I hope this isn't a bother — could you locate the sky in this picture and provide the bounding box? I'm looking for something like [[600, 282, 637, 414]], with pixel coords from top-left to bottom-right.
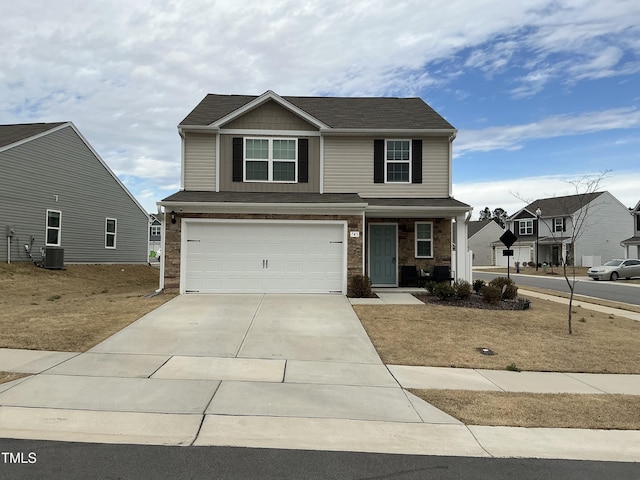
[[2, 0, 639, 218]]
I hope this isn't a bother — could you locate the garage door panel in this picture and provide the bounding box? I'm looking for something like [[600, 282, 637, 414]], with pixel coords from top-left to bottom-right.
[[184, 222, 345, 293]]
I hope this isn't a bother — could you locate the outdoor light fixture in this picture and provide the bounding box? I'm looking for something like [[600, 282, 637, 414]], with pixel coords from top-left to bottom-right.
[[171, 211, 176, 224], [535, 207, 542, 271]]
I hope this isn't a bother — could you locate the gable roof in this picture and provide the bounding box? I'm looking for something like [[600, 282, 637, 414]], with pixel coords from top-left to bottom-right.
[[468, 219, 500, 237], [0, 122, 67, 149], [510, 192, 607, 219], [180, 91, 455, 131]]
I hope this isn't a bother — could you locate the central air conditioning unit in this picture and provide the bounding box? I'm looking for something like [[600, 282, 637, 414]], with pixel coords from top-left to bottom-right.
[[43, 247, 65, 270]]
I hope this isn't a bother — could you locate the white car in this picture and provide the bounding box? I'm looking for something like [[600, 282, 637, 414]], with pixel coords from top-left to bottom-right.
[[588, 259, 640, 281]]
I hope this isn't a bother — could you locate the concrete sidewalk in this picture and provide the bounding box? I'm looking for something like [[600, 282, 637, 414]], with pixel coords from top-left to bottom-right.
[[0, 293, 639, 462]]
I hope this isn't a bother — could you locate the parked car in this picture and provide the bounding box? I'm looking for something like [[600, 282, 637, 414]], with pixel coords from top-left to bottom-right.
[[588, 259, 640, 281]]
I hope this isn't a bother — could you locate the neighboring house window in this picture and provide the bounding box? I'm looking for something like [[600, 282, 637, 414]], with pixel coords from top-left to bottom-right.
[[553, 218, 564, 233], [46, 210, 62, 246], [636, 214, 640, 232], [244, 138, 297, 182], [105, 218, 117, 249], [415, 222, 433, 257], [519, 219, 533, 235], [150, 225, 161, 236], [385, 140, 411, 183]]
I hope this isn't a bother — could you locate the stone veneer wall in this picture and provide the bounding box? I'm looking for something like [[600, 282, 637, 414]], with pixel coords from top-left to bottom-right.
[[365, 218, 452, 275], [163, 212, 363, 292]]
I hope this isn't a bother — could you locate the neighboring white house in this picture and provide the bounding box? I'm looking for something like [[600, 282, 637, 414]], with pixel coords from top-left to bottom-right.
[[494, 192, 631, 267], [621, 200, 640, 259], [468, 219, 504, 266]]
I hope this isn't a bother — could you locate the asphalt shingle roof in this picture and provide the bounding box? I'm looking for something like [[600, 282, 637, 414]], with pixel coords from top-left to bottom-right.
[[0, 123, 67, 149], [522, 192, 606, 218], [180, 94, 455, 130]]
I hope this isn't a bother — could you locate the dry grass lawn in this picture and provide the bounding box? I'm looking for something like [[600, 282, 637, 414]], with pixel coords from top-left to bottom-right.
[[355, 298, 640, 429], [354, 300, 640, 373], [412, 389, 640, 430], [0, 263, 174, 352]]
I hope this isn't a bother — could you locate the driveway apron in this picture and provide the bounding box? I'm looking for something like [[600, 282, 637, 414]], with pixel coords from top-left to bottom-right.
[[0, 294, 463, 449]]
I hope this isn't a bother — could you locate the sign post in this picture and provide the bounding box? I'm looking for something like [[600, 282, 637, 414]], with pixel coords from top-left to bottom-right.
[[499, 230, 518, 279]]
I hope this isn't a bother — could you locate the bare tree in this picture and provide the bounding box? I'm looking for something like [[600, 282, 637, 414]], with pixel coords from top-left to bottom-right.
[[513, 171, 610, 334]]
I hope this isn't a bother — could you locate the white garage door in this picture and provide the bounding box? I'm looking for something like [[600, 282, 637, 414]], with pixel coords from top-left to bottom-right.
[[495, 245, 531, 267], [183, 221, 346, 294]]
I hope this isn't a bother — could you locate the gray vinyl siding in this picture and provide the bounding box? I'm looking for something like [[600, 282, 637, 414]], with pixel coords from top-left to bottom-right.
[[323, 136, 450, 197], [572, 192, 630, 264], [218, 134, 320, 192], [183, 132, 216, 191], [222, 100, 319, 131], [0, 125, 148, 263], [469, 223, 504, 265]]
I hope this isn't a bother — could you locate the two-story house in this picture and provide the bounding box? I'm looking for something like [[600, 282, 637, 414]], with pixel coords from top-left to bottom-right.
[[158, 91, 472, 294], [621, 200, 640, 259], [497, 192, 631, 268]]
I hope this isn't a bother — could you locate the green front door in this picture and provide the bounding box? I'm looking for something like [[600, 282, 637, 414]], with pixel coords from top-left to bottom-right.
[[369, 224, 397, 285]]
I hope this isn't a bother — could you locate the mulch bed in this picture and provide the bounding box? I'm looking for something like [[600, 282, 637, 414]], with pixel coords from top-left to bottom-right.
[[414, 293, 531, 310]]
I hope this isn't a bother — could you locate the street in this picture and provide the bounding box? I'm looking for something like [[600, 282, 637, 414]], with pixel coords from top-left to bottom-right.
[[1, 439, 639, 480], [473, 271, 640, 306]]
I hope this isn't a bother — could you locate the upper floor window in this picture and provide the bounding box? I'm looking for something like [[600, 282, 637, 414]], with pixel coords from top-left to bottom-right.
[[150, 225, 161, 236], [385, 140, 411, 183], [519, 219, 533, 235], [46, 210, 62, 246], [244, 138, 297, 182], [553, 218, 563, 233], [105, 218, 117, 249], [415, 222, 433, 257]]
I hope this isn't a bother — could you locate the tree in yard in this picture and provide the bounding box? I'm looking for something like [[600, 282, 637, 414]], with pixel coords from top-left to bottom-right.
[[478, 207, 508, 227], [516, 171, 610, 334], [478, 207, 492, 221]]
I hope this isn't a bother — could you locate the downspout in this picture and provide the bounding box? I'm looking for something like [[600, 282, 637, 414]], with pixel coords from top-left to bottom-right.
[[155, 203, 165, 293]]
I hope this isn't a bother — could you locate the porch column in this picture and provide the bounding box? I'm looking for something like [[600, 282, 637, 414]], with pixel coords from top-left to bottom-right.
[[455, 214, 471, 282]]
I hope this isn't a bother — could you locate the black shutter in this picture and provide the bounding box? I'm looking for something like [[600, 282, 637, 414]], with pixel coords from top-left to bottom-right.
[[563, 218, 567, 232], [412, 139, 422, 184], [374, 139, 384, 183], [298, 138, 309, 183], [232, 137, 243, 182]]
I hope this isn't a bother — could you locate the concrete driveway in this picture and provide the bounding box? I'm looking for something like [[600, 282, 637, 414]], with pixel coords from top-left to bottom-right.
[[0, 294, 473, 455]]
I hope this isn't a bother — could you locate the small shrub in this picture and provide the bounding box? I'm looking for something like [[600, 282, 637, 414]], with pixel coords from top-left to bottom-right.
[[488, 277, 518, 300], [424, 281, 437, 295], [472, 279, 485, 293], [348, 275, 372, 298], [432, 282, 457, 301], [453, 280, 472, 300], [481, 285, 502, 304], [506, 363, 521, 372], [528, 261, 535, 267]]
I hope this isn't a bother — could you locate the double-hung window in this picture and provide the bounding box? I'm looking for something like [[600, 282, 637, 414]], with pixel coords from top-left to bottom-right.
[[244, 138, 297, 182], [150, 225, 161, 237], [519, 219, 533, 235], [415, 222, 433, 258], [105, 218, 117, 249], [385, 140, 411, 183], [553, 218, 563, 233], [46, 210, 62, 246]]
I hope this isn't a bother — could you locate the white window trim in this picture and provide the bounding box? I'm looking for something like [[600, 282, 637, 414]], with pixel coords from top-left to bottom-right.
[[384, 139, 411, 184], [415, 221, 434, 258], [150, 225, 161, 236], [45, 209, 62, 246], [243, 137, 298, 183], [519, 219, 533, 236], [553, 218, 563, 232], [105, 218, 117, 249]]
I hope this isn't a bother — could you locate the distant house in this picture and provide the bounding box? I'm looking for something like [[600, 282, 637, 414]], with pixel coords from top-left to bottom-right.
[[621, 200, 640, 259], [496, 192, 631, 267], [468, 219, 504, 266], [158, 90, 472, 294], [0, 122, 149, 264], [149, 213, 162, 259]]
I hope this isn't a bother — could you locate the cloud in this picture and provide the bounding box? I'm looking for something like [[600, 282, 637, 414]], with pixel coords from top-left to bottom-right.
[[455, 108, 640, 155]]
